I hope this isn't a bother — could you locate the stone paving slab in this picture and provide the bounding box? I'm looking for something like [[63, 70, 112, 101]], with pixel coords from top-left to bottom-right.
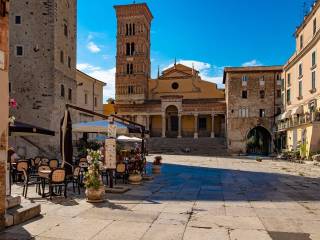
[[3, 154, 320, 240]]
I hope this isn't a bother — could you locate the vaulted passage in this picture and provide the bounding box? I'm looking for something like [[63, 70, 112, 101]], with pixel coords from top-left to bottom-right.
[[246, 126, 271, 155]]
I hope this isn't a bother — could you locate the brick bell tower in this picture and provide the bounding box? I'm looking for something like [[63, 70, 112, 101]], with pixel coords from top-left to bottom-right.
[[114, 3, 153, 104]]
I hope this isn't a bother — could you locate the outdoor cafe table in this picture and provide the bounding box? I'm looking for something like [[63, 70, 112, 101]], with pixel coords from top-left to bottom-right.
[[38, 169, 51, 198]]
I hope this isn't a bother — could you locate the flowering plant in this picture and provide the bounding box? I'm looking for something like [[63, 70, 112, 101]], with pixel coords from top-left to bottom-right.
[[84, 149, 104, 190], [8, 116, 15, 126], [9, 98, 17, 108]]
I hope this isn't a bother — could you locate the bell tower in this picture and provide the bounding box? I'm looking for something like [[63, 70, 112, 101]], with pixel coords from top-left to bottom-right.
[[114, 3, 153, 104]]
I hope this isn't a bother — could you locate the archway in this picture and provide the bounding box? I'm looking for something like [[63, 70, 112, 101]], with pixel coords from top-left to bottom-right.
[[246, 126, 271, 155], [166, 105, 179, 138]]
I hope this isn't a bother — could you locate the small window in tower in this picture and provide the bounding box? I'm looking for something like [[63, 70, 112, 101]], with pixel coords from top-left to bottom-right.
[[172, 82, 179, 90], [259, 90, 265, 99], [259, 109, 266, 118], [129, 24, 132, 36], [133, 24, 135, 35], [16, 45, 23, 56], [126, 43, 130, 56], [68, 56, 71, 68], [60, 50, 64, 64], [61, 84, 65, 97], [127, 64, 130, 74], [242, 90, 247, 99], [68, 88, 72, 101], [130, 64, 133, 74], [15, 16, 21, 24], [64, 24, 68, 37], [126, 24, 128, 36], [131, 42, 135, 55]]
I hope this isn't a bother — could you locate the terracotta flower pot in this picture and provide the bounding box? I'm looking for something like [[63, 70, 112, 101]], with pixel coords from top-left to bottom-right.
[[85, 186, 105, 203], [128, 173, 142, 185], [152, 165, 161, 174]]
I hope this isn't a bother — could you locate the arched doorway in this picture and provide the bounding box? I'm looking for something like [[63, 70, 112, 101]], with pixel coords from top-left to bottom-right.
[[246, 126, 271, 155], [166, 105, 178, 138]]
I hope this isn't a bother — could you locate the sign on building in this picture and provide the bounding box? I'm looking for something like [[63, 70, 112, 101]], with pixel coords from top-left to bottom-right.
[[107, 121, 117, 138], [104, 138, 116, 169], [0, 51, 4, 70]]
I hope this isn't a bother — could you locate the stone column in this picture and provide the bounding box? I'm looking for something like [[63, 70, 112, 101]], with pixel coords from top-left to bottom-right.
[[178, 114, 182, 138], [162, 114, 166, 138], [211, 114, 215, 138], [194, 113, 198, 139]]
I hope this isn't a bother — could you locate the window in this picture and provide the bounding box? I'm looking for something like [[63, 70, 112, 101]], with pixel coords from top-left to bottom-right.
[[299, 81, 302, 98], [281, 78, 285, 90], [312, 71, 316, 90], [286, 89, 291, 103], [276, 74, 281, 80], [242, 75, 248, 82], [287, 73, 291, 86], [238, 107, 249, 118], [129, 24, 132, 35], [15, 16, 21, 24], [242, 90, 247, 99], [259, 76, 265, 86], [84, 93, 88, 104], [199, 118, 207, 130], [259, 109, 266, 118], [64, 24, 68, 37], [68, 88, 72, 101], [172, 82, 179, 90], [68, 56, 71, 68], [94, 97, 97, 107], [133, 23, 135, 35], [16, 46, 23, 56], [298, 63, 303, 77], [314, 18, 317, 36], [300, 34, 304, 50], [130, 63, 133, 74], [128, 85, 134, 94], [61, 84, 65, 97], [126, 43, 130, 56], [277, 89, 281, 98], [60, 50, 64, 64], [312, 51, 316, 67], [260, 90, 265, 99], [126, 24, 128, 36], [130, 42, 135, 55]]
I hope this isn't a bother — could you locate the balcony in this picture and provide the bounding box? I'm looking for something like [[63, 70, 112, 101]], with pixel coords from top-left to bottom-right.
[[276, 111, 320, 131]]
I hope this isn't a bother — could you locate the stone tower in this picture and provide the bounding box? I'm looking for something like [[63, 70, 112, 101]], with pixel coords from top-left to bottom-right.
[[114, 3, 153, 104], [9, 0, 77, 157]]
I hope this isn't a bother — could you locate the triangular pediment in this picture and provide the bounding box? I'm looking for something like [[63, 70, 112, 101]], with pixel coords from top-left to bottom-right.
[[160, 64, 199, 79]]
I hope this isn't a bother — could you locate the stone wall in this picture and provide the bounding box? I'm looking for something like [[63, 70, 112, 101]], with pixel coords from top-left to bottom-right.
[[225, 67, 283, 154], [9, 0, 77, 158]]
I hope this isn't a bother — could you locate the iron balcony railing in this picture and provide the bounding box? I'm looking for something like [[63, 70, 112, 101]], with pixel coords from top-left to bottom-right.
[[277, 111, 320, 131]]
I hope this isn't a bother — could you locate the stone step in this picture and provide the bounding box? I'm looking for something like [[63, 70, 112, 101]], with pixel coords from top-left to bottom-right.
[[6, 196, 21, 209], [5, 203, 41, 227]]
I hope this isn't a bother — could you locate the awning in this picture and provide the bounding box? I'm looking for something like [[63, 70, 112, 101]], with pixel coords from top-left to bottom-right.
[[72, 120, 142, 134], [292, 105, 304, 115], [9, 121, 55, 137], [117, 135, 142, 142]]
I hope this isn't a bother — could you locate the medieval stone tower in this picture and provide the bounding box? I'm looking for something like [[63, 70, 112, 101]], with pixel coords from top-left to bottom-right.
[[9, 0, 77, 157], [114, 3, 153, 104]]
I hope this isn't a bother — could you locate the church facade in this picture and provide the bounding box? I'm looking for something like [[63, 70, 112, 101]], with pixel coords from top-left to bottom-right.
[[114, 3, 226, 139]]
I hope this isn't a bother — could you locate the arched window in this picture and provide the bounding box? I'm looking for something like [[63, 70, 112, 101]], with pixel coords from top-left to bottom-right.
[[126, 64, 130, 74], [133, 23, 135, 35], [126, 24, 128, 36], [60, 50, 64, 64], [130, 64, 133, 74], [129, 24, 132, 35]]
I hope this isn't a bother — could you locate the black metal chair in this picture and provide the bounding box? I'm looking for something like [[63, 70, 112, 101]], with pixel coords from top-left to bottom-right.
[[115, 163, 128, 184]]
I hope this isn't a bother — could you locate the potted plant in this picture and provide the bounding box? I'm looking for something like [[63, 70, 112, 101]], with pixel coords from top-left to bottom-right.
[[152, 156, 162, 174], [84, 149, 105, 203], [128, 169, 143, 185]]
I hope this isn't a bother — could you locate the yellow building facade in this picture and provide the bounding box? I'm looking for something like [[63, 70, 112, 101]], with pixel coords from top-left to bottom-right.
[[277, 1, 320, 156]]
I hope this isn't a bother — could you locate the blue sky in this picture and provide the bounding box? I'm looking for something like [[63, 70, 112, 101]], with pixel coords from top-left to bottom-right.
[[77, 0, 314, 101]]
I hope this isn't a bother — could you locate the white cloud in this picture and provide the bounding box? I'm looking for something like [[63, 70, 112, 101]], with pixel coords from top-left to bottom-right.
[[87, 41, 101, 53], [163, 60, 224, 87], [77, 63, 101, 72], [78, 64, 116, 102], [242, 59, 263, 67]]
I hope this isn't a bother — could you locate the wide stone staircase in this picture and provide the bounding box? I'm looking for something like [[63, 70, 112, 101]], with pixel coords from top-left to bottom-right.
[[147, 137, 229, 156]]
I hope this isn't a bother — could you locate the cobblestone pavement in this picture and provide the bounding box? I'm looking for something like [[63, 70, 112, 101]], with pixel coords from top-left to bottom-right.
[[2, 155, 320, 240]]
